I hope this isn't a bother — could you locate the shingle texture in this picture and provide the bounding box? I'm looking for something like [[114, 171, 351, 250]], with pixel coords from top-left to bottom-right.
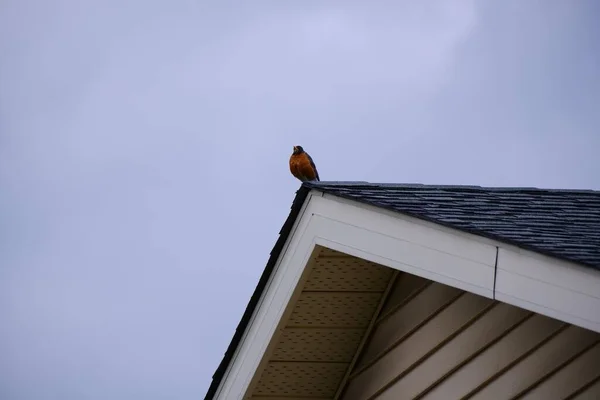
[[304, 182, 600, 270]]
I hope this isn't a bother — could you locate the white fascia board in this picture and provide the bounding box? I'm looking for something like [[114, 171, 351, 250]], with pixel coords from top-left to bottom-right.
[[495, 248, 600, 333], [213, 189, 600, 398]]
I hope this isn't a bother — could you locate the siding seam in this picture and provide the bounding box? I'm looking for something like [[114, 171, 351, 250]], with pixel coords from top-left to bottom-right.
[[492, 246, 499, 300], [375, 280, 433, 324], [348, 290, 465, 379], [413, 311, 535, 400], [510, 339, 600, 400], [563, 371, 600, 400], [460, 318, 566, 400], [365, 300, 499, 400]]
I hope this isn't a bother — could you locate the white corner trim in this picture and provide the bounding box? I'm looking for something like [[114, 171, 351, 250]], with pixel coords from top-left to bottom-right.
[[495, 248, 600, 333], [213, 189, 600, 398]]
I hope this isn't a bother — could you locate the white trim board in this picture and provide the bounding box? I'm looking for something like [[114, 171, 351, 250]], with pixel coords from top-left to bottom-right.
[[212, 189, 600, 399], [495, 248, 600, 334]]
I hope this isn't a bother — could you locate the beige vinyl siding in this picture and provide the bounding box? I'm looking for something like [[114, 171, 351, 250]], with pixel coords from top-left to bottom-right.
[[569, 377, 600, 399], [340, 272, 600, 400]]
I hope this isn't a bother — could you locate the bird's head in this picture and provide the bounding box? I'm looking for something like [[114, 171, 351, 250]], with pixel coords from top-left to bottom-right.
[[292, 145, 304, 155]]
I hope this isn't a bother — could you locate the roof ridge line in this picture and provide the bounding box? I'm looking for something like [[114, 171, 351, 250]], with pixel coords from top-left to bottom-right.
[[303, 181, 600, 193]]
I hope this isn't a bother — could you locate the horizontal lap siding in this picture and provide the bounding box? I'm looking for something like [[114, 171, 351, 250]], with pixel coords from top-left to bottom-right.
[[340, 273, 600, 400], [570, 377, 600, 400]]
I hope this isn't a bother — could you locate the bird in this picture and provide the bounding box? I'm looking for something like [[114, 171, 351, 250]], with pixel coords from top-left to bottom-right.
[[289, 145, 320, 182]]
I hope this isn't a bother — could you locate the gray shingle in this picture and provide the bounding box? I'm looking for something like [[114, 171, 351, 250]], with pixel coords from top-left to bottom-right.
[[304, 181, 600, 270]]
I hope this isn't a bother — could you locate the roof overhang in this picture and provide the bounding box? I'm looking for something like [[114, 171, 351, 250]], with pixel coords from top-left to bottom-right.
[[205, 184, 600, 399]]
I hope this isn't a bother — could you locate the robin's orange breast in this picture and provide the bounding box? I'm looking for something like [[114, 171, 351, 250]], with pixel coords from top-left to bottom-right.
[[289, 153, 317, 181]]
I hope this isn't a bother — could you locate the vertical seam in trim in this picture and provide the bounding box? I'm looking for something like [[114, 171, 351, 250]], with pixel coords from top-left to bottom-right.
[[492, 246, 499, 300]]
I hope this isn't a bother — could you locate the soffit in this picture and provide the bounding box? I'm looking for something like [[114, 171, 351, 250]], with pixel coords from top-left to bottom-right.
[[246, 246, 396, 400]]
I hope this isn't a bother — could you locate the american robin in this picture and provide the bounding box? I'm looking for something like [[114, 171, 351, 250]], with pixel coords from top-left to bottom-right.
[[289, 145, 320, 182]]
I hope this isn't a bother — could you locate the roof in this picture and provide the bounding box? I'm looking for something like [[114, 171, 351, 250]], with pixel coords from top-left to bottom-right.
[[204, 181, 600, 399], [304, 182, 600, 270]]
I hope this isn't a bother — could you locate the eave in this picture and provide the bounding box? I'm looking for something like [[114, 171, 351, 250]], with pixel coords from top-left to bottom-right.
[[205, 183, 600, 399]]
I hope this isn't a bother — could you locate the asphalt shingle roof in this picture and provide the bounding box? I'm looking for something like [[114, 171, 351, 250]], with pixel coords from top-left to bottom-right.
[[304, 181, 600, 270]]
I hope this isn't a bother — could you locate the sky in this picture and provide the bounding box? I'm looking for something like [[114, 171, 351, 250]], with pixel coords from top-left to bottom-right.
[[1, 0, 599, 399]]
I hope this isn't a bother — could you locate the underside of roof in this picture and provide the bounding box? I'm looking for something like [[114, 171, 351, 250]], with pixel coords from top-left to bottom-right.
[[204, 181, 600, 399], [246, 246, 396, 399]]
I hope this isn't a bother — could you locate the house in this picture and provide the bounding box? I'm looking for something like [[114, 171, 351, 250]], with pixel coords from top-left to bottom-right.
[[204, 181, 600, 400]]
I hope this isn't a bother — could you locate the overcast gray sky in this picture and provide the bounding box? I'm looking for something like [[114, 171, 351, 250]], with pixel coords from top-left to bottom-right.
[[1, 0, 599, 399]]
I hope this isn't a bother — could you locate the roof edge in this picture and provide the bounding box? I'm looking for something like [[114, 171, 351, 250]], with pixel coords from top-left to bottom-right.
[[302, 181, 599, 270], [203, 184, 312, 399], [303, 180, 600, 193]]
